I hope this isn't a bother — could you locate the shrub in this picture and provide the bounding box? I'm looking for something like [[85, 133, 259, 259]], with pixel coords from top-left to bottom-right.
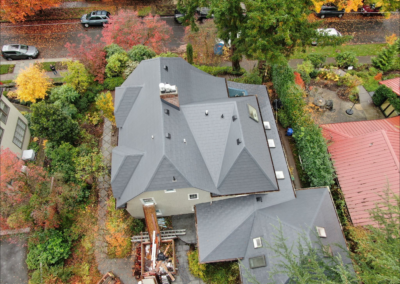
[[123, 61, 140, 79], [193, 65, 246, 76], [338, 73, 363, 88], [271, 65, 295, 97], [45, 142, 78, 183], [231, 70, 262, 85], [309, 69, 319, 79], [187, 43, 194, 64], [84, 82, 105, 103], [297, 70, 310, 85], [104, 43, 126, 59], [76, 96, 89, 112], [297, 60, 314, 75], [63, 61, 93, 94], [127, 45, 156, 62], [306, 53, 327, 68], [137, 6, 152, 17], [49, 84, 80, 105], [372, 85, 396, 107], [106, 52, 130, 78], [132, 219, 145, 235], [335, 52, 358, 68], [188, 250, 206, 279], [96, 92, 115, 123], [26, 229, 72, 270], [278, 110, 290, 128], [28, 141, 40, 153], [155, 52, 180, 58], [30, 102, 79, 145], [372, 40, 399, 72], [103, 77, 124, 91]]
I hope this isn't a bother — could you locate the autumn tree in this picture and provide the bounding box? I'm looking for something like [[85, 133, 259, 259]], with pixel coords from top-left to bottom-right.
[[63, 61, 93, 94], [14, 64, 52, 103], [65, 34, 107, 83], [101, 10, 173, 53], [0, 0, 62, 23], [0, 147, 80, 229], [312, 0, 400, 13], [96, 92, 115, 124]]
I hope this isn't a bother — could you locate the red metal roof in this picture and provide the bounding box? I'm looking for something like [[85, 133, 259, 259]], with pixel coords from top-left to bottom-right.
[[379, 77, 400, 96], [321, 118, 400, 227]]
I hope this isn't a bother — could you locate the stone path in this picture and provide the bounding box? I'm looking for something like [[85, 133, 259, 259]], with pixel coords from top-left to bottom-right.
[[95, 118, 138, 284], [174, 240, 205, 284]]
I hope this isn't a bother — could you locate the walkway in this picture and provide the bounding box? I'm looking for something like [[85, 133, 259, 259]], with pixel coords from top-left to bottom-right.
[[95, 118, 137, 283], [0, 237, 29, 284]]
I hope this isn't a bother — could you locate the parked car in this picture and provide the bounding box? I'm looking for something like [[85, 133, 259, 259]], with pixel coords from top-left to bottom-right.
[[312, 28, 342, 46], [81, 10, 110, 27], [1, 44, 39, 60], [174, 9, 185, 24], [196, 7, 212, 19], [361, 4, 382, 16], [315, 5, 345, 18]]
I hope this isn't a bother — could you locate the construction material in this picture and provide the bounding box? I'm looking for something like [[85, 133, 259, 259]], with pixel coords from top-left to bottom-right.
[[161, 263, 175, 281], [131, 229, 186, 242]]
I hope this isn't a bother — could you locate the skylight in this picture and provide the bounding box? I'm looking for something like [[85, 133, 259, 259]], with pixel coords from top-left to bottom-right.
[[316, 226, 327, 238], [228, 87, 248, 97], [253, 237, 263, 248], [249, 255, 267, 269]]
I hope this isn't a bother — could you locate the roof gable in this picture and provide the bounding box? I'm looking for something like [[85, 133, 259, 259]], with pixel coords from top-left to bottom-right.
[[115, 86, 142, 128]]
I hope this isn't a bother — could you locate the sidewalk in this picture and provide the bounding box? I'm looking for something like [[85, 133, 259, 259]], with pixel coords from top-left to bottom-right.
[[0, 58, 71, 81]]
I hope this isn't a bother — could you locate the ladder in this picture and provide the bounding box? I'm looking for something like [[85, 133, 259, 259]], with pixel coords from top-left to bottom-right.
[[131, 229, 186, 242]]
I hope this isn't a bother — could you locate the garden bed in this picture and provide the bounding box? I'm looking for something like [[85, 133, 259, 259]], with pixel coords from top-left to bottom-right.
[[0, 64, 15, 75]]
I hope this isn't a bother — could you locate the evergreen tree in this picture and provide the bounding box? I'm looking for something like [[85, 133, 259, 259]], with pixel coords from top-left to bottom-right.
[[186, 43, 194, 64], [372, 40, 399, 72]]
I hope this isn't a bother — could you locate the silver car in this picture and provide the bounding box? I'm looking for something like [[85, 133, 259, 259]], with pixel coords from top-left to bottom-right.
[[1, 44, 39, 60]]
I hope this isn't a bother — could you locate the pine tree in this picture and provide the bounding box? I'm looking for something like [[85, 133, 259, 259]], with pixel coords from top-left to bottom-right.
[[372, 41, 399, 72], [186, 43, 194, 64]]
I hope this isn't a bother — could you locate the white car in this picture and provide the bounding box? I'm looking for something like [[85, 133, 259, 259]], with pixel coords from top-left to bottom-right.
[[312, 28, 342, 46]]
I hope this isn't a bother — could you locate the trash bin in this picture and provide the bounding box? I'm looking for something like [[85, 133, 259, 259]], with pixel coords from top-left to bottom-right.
[[286, 128, 293, 136]]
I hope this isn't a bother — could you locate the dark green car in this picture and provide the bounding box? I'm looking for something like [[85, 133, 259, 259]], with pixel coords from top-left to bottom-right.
[[81, 10, 111, 27]]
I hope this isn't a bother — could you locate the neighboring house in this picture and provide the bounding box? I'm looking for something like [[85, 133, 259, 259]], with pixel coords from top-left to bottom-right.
[[112, 58, 351, 282], [322, 117, 400, 226], [0, 91, 30, 157], [378, 78, 400, 117]]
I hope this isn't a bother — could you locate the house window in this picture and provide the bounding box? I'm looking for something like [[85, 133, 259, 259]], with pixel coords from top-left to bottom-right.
[[0, 99, 10, 124], [253, 237, 263, 248], [316, 226, 327, 238], [164, 189, 176, 193], [249, 255, 267, 269], [0, 127, 3, 144], [188, 193, 199, 200], [13, 118, 27, 149], [141, 197, 156, 205], [155, 209, 162, 216]]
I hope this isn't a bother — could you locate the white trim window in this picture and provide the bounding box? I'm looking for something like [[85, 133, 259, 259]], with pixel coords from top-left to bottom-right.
[[13, 118, 27, 149], [141, 197, 156, 205], [164, 189, 176, 193], [0, 99, 10, 124], [188, 193, 199, 200]]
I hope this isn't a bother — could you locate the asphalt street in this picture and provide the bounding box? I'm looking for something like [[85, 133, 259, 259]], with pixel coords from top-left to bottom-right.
[[0, 15, 399, 59]]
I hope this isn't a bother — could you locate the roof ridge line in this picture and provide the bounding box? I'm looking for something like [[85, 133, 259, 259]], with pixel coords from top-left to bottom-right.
[[163, 154, 194, 187], [380, 130, 400, 171], [217, 148, 245, 189], [383, 118, 400, 132], [309, 189, 329, 231], [321, 126, 353, 139]]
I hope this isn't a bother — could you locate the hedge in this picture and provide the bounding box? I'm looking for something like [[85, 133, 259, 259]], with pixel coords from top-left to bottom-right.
[[193, 65, 245, 76], [272, 64, 335, 187]]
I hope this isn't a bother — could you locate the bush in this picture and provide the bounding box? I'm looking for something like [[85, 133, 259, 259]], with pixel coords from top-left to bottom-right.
[[63, 61, 93, 94], [306, 53, 327, 68], [132, 219, 145, 235], [104, 43, 126, 59], [194, 65, 245, 76], [278, 110, 290, 128], [372, 40, 399, 72], [298, 70, 311, 84], [335, 52, 358, 68], [103, 77, 124, 91], [137, 6, 152, 17], [49, 84, 80, 105], [30, 102, 79, 145], [231, 70, 262, 85], [309, 69, 319, 79], [297, 60, 314, 75], [28, 141, 40, 153], [188, 250, 206, 279], [155, 52, 180, 58], [84, 82, 105, 103], [127, 45, 156, 62], [76, 96, 89, 112], [96, 92, 115, 123], [372, 85, 396, 107], [187, 43, 194, 64], [106, 52, 130, 78], [45, 142, 78, 183], [30, 265, 73, 284], [26, 229, 72, 270], [123, 61, 140, 79]]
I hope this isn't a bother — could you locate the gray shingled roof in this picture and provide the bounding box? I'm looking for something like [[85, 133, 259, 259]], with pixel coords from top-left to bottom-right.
[[195, 188, 352, 283], [112, 58, 284, 207]]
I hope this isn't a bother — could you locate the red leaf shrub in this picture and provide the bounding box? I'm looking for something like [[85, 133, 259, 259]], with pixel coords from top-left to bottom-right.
[[374, 73, 382, 81], [65, 34, 107, 83], [294, 71, 305, 89], [101, 10, 172, 53]]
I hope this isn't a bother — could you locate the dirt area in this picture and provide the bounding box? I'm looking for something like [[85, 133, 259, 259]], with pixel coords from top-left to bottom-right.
[[310, 79, 340, 92]]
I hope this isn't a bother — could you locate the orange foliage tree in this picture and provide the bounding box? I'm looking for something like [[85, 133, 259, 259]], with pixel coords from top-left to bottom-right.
[[0, 0, 62, 23], [0, 147, 80, 230], [312, 0, 364, 12]]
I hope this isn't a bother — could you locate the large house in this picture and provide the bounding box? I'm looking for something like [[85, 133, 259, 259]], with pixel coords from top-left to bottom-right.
[[112, 58, 351, 282], [0, 90, 30, 157]]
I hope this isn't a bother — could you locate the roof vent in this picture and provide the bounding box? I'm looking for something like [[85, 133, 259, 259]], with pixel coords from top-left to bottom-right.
[[268, 139, 275, 148], [159, 83, 166, 93], [263, 121, 271, 130], [232, 115, 237, 121], [253, 237, 263, 248], [183, 139, 187, 143], [221, 114, 224, 118], [256, 197, 262, 202], [205, 110, 209, 116], [237, 138, 242, 145], [164, 65, 168, 71], [151, 135, 154, 139], [172, 176, 177, 182], [275, 171, 284, 179], [165, 133, 171, 139], [316, 226, 327, 238], [164, 109, 170, 115]]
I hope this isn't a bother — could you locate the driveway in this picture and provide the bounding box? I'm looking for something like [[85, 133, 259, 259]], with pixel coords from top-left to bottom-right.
[[0, 238, 28, 284]]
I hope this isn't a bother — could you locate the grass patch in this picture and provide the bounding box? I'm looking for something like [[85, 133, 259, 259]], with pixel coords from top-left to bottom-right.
[[290, 43, 387, 60], [52, 77, 65, 83], [0, 64, 15, 75], [35, 61, 67, 72], [138, 6, 152, 17], [1, 79, 14, 84]]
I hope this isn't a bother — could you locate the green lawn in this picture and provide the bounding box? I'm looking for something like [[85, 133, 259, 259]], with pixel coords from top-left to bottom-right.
[[0, 64, 15, 75], [52, 77, 65, 83], [290, 43, 387, 60], [0, 80, 13, 84], [35, 61, 66, 72]]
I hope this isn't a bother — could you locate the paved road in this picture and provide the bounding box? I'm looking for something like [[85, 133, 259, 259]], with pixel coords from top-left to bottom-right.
[[0, 17, 186, 59], [0, 15, 398, 59], [0, 238, 28, 284]]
